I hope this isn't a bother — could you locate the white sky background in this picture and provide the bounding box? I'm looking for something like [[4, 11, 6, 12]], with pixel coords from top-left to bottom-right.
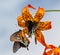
[[0, 0, 60, 55]]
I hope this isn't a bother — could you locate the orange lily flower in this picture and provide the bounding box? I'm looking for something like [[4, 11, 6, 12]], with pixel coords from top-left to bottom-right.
[[43, 45, 60, 55], [17, 4, 51, 47]]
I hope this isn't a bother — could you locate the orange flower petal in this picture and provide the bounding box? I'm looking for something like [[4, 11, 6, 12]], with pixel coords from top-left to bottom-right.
[[34, 30, 47, 47], [33, 7, 45, 22], [37, 21, 51, 31], [17, 16, 25, 27], [43, 45, 60, 55]]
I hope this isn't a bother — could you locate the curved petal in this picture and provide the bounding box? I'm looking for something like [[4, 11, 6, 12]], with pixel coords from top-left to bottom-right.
[[43, 45, 60, 55], [33, 7, 45, 22], [37, 21, 51, 31], [53, 48, 60, 55], [43, 49, 53, 55], [43, 48, 60, 55], [34, 30, 47, 47], [22, 5, 33, 21], [17, 16, 25, 27]]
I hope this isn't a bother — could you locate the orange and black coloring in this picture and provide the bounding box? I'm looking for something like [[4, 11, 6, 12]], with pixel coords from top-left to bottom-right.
[[10, 30, 30, 53], [17, 4, 51, 47], [10, 4, 52, 53], [43, 45, 60, 55]]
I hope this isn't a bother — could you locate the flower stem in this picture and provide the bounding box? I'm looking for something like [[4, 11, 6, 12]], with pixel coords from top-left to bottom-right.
[[45, 10, 60, 12]]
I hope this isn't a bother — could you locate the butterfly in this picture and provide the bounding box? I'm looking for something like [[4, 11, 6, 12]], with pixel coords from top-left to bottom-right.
[[10, 30, 30, 53]]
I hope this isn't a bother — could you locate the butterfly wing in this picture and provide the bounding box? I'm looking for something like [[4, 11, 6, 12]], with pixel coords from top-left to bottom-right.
[[10, 30, 21, 42], [13, 42, 21, 53], [10, 30, 30, 52]]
